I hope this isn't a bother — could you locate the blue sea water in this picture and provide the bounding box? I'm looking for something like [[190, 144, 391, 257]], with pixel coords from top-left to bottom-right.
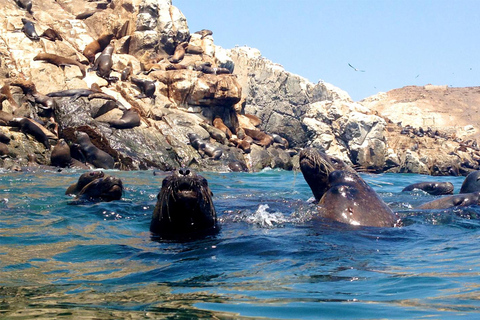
[[1, 169, 479, 319]]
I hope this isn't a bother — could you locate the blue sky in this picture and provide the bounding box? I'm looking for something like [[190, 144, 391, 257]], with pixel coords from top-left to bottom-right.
[[174, 0, 479, 101]]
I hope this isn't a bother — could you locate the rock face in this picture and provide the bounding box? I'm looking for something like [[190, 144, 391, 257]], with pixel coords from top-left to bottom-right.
[[0, 0, 478, 175]]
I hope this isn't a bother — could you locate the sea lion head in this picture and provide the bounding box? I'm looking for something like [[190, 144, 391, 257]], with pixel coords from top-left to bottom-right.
[[150, 168, 218, 240], [299, 148, 354, 202], [77, 175, 123, 202]]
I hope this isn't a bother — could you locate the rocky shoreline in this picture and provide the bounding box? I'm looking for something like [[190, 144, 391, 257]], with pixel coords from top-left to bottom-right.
[[0, 0, 479, 175]]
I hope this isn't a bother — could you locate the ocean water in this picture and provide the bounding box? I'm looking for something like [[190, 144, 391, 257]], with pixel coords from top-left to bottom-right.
[[1, 169, 479, 319]]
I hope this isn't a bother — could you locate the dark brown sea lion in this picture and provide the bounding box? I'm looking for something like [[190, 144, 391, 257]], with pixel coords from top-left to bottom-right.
[[185, 44, 203, 55], [203, 142, 223, 160], [108, 109, 141, 129], [271, 133, 289, 149], [417, 192, 480, 210], [16, 117, 57, 149], [66, 171, 105, 195], [402, 182, 454, 195], [75, 131, 114, 169], [215, 67, 231, 75], [188, 133, 206, 151], [229, 137, 251, 153], [165, 64, 187, 71], [15, 0, 32, 14], [131, 77, 155, 99], [92, 43, 117, 81], [40, 28, 63, 41], [460, 170, 480, 193], [299, 148, 398, 227], [0, 142, 9, 156], [83, 33, 114, 64], [243, 128, 273, 148], [0, 132, 10, 144], [150, 168, 219, 240], [33, 53, 86, 78], [21, 18, 39, 41], [213, 117, 232, 138], [76, 175, 123, 202], [51, 139, 72, 167], [169, 42, 188, 63]]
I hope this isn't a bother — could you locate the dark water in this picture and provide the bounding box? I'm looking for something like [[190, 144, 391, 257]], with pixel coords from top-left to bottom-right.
[[1, 169, 479, 319]]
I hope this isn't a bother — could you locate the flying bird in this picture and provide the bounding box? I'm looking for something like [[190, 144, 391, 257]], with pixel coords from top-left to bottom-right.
[[348, 63, 365, 72]]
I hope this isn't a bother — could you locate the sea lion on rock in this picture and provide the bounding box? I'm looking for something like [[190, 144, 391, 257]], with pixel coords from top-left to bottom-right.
[[150, 168, 219, 240], [75, 131, 114, 169], [21, 18, 39, 41], [51, 139, 72, 167], [65, 171, 105, 195], [40, 28, 63, 41], [120, 61, 132, 81], [108, 109, 141, 129], [16, 117, 57, 149], [402, 182, 454, 195], [92, 43, 117, 81], [169, 42, 188, 63], [417, 192, 480, 210], [194, 29, 213, 39], [188, 133, 206, 151], [0, 132, 10, 144], [243, 128, 273, 148], [300, 148, 398, 227], [460, 170, 480, 193], [202, 142, 222, 160], [34, 53, 86, 78], [76, 175, 123, 202], [15, 0, 32, 13], [83, 33, 114, 64], [213, 117, 233, 138], [131, 77, 155, 99]]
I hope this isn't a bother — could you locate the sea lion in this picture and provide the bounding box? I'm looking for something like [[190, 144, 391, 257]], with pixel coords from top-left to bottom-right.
[[417, 192, 480, 210], [402, 182, 454, 195], [66, 171, 105, 195], [202, 142, 222, 160], [215, 67, 231, 75], [75, 131, 114, 169], [51, 139, 72, 167], [228, 160, 248, 172], [299, 148, 398, 227], [0, 142, 9, 156], [131, 77, 156, 99], [15, 0, 33, 14], [75, 9, 99, 19], [243, 114, 261, 127], [271, 133, 289, 148], [0, 84, 19, 111], [150, 168, 219, 240], [229, 137, 251, 153], [17, 117, 57, 149], [0, 111, 15, 126], [0, 132, 10, 144], [21, 18, 39, 41], [213, 117, 233, 138], [459, 170, 480, 193], [120, 61, 132, 81], [165, 64, 187, 71], [169, 42, 188, 63], [83, 34, 114, 64], [194, 29, 213, 38], [188, 133, 206, 151], [75, 175, 123, 202], [243, 128, 273, 148], [108, 109, 141, 129], [40, 28, 63, 41], [185, 44, 203, 55], [92, 43, 117, 81], [33, 53, 86, 78]]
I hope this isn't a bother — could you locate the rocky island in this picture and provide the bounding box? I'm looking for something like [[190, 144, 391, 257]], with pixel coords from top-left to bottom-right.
[[0, 0, 479, 175]]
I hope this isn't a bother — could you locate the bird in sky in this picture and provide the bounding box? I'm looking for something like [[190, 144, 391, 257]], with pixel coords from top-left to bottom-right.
[[348, 63, 365, 72]]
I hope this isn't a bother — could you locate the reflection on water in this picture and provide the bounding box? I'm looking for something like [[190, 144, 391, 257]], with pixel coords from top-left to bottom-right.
[[1, 170, 480, 318]]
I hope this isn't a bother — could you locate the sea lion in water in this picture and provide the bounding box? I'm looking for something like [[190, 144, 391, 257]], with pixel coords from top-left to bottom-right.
[[75, 131, 114, 169], [460, 170, 480, 193], [65, 171, 105, 195], [34, 53, 86, 78], [402, 182, 454, 195], [131, 77, 156, 99], [108, 109, 141, 129], [417, 192, 480, 210], [76, 175, 123, 202], [150, 168, 219, 240], [92, 43, 117, 81], [21, 18, 39, 41], [299, 148, 398, 227]]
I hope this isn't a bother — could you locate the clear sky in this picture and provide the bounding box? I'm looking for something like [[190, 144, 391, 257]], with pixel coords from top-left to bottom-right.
[[173, 0, 479, 101]]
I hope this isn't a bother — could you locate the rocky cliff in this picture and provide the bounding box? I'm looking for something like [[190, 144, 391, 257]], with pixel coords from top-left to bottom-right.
[[0, 0, 478, 175]]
